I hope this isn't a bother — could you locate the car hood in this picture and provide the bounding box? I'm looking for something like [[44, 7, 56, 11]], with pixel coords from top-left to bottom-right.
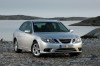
[[34, 32, 79, 39]]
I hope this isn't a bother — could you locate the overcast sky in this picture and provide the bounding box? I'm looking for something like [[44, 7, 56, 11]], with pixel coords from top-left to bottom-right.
[[0, 0, 100, 17]]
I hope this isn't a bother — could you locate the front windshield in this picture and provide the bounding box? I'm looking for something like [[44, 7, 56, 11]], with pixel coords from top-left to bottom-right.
[[33, 22, 69, 32]]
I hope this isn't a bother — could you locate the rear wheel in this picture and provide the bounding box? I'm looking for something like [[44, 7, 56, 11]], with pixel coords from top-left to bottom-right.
[[31, 42, 41, 57], [14, 40, 22, 53]]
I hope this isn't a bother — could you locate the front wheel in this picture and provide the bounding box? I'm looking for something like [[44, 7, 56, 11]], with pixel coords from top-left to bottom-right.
[[14, 40, 22, 53], [31, 42, 41, 57]]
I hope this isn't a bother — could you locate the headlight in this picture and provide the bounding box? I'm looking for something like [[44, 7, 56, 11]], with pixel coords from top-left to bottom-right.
[[73, 38, 81, 43], [42, 38, 59, 43]]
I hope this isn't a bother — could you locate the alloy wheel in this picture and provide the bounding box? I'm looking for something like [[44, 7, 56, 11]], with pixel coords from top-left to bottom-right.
[[32, 43, 41, 56]]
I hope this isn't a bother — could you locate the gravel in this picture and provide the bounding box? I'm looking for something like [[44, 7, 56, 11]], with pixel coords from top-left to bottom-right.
[[0, 39, 100, 66]]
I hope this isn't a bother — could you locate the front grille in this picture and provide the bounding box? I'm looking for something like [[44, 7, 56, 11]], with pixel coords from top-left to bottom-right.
[[59, 39, 71, 44]]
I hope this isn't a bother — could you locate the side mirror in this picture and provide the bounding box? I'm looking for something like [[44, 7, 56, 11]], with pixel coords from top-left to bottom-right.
[[69, 29, 74, 33], [25, 30, 31, 33]]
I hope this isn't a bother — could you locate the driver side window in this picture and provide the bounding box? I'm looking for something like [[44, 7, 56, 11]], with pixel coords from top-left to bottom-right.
[[19, 22, 28, 32], [19, 22, 32, 33], [26, 22, 32, 33]]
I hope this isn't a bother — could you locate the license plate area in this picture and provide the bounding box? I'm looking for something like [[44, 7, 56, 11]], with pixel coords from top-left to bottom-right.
[[66, 44, 73, 48]]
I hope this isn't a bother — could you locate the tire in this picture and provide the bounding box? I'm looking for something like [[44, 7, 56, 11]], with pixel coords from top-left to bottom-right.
[[69, 53, 81, 57], [31, 42, 41, 57], [14, 40, 22, 53]]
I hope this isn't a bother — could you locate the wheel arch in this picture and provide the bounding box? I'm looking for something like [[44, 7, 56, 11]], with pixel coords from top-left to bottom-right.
[[31, 40, 37, 48], [31, 39, 41, 50], [13, 37, 17, 44]]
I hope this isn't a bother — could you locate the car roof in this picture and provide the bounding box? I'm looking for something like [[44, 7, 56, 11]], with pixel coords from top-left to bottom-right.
[[27, 20, 60, 23]]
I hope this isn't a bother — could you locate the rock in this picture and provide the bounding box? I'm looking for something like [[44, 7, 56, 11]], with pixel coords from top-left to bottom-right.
[[0, 38, 3, 43], [81, 28, 100, 38], [69, 16, 100, 26]]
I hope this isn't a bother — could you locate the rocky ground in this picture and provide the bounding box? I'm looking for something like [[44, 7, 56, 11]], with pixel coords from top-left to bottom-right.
[[0, 39, 100, 66]]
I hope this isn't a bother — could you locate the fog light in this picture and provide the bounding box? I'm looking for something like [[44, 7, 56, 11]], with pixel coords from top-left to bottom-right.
[[44, 48, 52, 52]]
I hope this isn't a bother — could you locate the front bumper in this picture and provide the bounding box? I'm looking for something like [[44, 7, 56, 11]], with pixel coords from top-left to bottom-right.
[[40, 41, 82, 54]]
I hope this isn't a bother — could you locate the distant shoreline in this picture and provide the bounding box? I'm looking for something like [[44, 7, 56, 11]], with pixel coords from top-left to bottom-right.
[[0, 15, 87, 21]]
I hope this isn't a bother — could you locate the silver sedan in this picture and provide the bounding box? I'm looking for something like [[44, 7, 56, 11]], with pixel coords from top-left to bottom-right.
[[13, 20, 82, 57]]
